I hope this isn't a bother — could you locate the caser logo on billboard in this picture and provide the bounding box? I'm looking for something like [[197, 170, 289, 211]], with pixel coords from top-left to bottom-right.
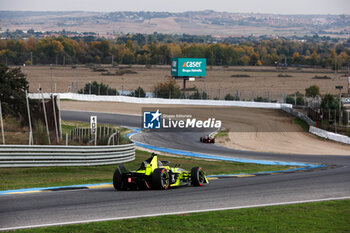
[[171, 58, 206, 77], [182, 61, 202, 68]]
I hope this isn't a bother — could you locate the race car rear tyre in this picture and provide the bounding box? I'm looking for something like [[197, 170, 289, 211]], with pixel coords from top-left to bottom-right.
[[152, 168, 170, 190], [113, 168, 124, 190], [191, 167, 205, 186]]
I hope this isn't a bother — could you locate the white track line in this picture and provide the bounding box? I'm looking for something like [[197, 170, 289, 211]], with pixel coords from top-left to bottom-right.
[[1, 196, 350, 231]]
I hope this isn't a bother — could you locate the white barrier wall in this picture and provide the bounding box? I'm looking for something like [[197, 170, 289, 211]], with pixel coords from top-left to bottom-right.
[[309, 126, 350, 145], [28, 93, 293, 109]]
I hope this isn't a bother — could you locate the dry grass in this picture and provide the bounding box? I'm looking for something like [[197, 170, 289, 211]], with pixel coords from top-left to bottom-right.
[[20, 65, 348, 101], [0, 117, 29, 144]]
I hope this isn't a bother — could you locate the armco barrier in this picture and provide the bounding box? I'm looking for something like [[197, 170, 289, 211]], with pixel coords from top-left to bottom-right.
[[28, 93, 292, 109], [309, 126, 350, 145], [0, 143, 135, 167]]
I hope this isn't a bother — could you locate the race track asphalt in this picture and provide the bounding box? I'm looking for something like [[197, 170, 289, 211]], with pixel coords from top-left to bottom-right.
[[0, 110, 349, 230]]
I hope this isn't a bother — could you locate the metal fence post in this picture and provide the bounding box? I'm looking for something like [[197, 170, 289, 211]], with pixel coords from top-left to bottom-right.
[[25, 90, 33, 145], [40, 91, 51, 144], [95, 128, 97, 146], [52, 94, 59, 144], [58, 94, 62, 140]]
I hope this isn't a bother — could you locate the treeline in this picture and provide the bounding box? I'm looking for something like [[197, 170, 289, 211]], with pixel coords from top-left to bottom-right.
[[0, 36, 349, 68]]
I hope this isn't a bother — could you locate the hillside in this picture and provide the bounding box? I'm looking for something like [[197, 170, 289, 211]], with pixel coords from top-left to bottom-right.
[[1, 10, 349, 37]]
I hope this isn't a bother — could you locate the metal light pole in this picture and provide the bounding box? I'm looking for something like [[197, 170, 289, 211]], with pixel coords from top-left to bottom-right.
[[218, 78, 221, 100], [336, 86, 343, 126], [0, 100, 5, 144], [122, 77, 124, 95], [75, 66, 78, 93]]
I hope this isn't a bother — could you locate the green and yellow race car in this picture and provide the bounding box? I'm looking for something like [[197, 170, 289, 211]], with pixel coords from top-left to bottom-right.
[[113, 153, 209, 190]]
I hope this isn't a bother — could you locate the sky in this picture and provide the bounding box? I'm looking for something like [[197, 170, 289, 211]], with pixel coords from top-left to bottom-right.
[[0, 0, 349, 15]]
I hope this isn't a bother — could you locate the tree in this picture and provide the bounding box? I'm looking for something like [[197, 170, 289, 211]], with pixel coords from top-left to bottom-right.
[[296, 96, 304, 105], [78, 81, 118, 95], [153, 80, 181, 99], [292, 52, 300, 63], [249, 52, 260, 66], [132, 86, 146, 98], [321, 94, 341, 110], [305, 85, 320, 97], [224, 93, 235, 101], [286, 96, 295, 104], [2, 36, 350, 68], [0, 64, 28, 118], [188, 89, 208, 99], [310, 51, 318, 65]]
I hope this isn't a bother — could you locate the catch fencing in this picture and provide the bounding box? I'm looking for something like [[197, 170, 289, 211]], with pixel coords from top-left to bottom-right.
[[0, 143, 135, 167]]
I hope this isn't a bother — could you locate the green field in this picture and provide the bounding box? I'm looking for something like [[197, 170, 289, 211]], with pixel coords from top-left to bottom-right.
[[0, 150, 295, 191], [8, 199, 350, 233]]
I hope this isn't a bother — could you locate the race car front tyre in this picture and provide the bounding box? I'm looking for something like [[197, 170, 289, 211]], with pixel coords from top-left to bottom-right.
[[191, 167, 205, 186], [152, 168, 170, 190], [113, 168, 124, 190]]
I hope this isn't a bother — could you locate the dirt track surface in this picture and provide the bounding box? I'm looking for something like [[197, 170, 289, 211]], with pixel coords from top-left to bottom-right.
[[61, 101, 349, 155]]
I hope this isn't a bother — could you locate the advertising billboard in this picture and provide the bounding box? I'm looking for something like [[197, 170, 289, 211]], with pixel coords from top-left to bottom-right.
[[171, 58, 206, 77]]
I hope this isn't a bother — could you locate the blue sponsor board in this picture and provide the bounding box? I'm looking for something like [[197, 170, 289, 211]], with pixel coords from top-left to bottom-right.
[[171, 58, 206, 77]]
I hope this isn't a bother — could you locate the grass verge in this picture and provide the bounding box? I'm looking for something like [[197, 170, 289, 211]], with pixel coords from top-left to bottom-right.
[[8, 199, 350, 233], [293, 117, 310, 132], [215, 129, 229, 138], [0, 150, 295, 191]]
